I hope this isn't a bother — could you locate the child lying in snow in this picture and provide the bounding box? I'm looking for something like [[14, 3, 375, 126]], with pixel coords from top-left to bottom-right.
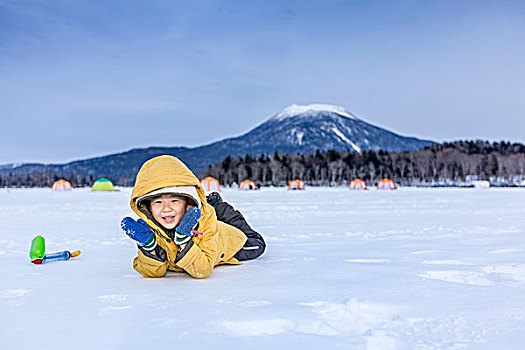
[[121, 155, 266, 278]]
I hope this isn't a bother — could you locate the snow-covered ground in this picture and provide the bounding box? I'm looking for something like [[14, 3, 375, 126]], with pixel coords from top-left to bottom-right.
[[1, 187, 525, 349]]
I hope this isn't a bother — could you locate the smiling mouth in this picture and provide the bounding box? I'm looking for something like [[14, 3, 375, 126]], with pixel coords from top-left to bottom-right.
[[162, 216, 175, 223]]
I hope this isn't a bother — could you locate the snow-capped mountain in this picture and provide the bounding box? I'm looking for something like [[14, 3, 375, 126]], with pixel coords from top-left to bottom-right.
[[2, 104, 434, 182], [203, 103, 434, 157]]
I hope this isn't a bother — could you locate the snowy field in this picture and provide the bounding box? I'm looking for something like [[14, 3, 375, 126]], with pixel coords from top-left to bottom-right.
[[1, 187, 525, 349]]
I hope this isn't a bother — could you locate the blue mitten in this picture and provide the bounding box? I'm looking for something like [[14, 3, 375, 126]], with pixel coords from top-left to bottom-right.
[[174, 207, 201, 246], [121, 217, 156, 250]]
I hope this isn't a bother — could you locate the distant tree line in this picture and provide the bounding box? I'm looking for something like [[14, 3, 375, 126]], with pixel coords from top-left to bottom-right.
[[200, 140, 525, 187], [0, 170, 111, 188], [2, 140, 524, 188]]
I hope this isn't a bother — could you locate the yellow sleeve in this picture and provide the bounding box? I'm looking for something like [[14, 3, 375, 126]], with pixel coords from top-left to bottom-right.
[[133, 248, 168, 278], [175, 242, 215, 278]]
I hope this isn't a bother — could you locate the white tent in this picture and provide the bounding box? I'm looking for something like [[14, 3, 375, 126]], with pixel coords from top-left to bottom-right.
[[473, 180, 490, 189]]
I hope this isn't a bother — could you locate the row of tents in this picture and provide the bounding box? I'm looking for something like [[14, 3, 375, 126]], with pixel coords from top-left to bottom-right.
[[201, 176, 397, 191], [52, 176, 397, 192], [202, 177, 298, 191], [52, 178, 115, 191], [350, 178, 398, 190], [289, 178, 397, 190]]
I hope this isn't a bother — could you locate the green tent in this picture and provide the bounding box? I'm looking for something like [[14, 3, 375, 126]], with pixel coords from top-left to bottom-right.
[[92, 178, 115, 191]]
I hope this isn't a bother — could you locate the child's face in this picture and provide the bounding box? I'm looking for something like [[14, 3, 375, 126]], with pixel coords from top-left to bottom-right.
[[149, 194, 187, 230]]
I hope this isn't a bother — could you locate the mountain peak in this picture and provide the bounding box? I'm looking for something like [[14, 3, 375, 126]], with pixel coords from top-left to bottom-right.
[[272, 103, 359, 121]]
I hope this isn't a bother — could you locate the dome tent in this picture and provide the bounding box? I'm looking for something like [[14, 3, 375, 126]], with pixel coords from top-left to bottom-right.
[[288, 179, 305, 190], [200, 176, 220, 193], [239, 179, 257, 190], [377, 178, 397, 190], [92, 178, 115, 191], [52, 179, 72, 191], [349, 179, 367, 190]]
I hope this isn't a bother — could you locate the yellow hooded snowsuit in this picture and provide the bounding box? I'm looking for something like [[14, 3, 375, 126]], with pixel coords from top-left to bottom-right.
[[130, 155, 247, 278]]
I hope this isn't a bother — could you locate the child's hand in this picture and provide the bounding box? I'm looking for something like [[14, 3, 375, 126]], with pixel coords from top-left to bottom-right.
[[174, 207, 201, 245], [121, 217, 156, 249]]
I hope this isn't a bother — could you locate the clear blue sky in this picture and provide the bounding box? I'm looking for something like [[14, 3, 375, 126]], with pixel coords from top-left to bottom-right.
[[2, 0, 525, 164]]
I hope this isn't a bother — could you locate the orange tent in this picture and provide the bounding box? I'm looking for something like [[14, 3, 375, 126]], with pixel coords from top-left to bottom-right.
[[239, 179, 257, 190], [349, 179, 367, 190], [200, 176, 220, 193], [52, 179, 72, 191], [288, 179, 305, 190], [377, 178, 397, 190]]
